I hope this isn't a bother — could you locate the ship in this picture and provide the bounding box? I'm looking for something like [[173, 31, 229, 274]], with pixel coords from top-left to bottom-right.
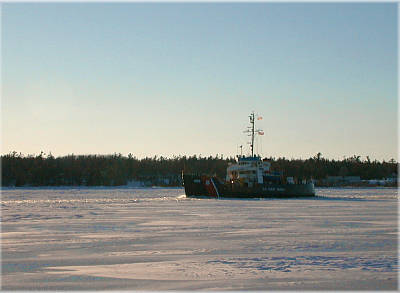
[[182, 112, 315, 198]]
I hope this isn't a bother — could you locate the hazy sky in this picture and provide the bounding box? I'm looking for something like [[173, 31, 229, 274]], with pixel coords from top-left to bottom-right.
[[2, 3, 397, 160]]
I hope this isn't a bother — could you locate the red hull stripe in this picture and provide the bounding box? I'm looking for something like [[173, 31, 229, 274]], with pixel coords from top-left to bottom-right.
[[201, 176, 218, 197]]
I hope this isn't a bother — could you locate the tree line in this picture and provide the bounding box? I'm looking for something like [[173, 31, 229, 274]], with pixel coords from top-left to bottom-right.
[[1, 151, 397, 187]]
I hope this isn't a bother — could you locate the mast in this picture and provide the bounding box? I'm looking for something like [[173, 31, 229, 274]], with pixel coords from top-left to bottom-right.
[[244, 111, 263, 157], [250, 112, 255, 156]]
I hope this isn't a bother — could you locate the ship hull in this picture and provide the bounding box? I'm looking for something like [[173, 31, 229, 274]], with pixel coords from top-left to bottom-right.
[[183, 174, 315, 198]]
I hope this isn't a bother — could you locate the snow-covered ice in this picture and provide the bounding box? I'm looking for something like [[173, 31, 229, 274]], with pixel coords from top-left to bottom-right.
[[1, 187, 398, 290]]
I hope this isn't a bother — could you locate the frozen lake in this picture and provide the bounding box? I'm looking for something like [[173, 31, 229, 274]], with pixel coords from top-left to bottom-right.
[[2, 187, 398, 290]]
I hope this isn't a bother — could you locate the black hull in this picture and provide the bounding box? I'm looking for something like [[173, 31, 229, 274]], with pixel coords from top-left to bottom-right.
[[183, 174, 315, 198]]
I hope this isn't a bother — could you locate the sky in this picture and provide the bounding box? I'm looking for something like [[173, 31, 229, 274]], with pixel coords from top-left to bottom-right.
[[2, 3, 398, 161]]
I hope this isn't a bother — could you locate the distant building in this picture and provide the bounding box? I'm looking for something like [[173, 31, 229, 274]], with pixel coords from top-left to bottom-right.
[[367, 179, 386, 185], [321, 174, 397, 187], [343, 176, 361, 183], [386, 173, 398, 183], [326, 176, 342, 183], [126, 180, 146, 187], [324, 175, 361, 185]]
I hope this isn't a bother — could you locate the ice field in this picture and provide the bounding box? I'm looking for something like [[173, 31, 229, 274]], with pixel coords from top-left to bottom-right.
[[1, 187, 398, 290]]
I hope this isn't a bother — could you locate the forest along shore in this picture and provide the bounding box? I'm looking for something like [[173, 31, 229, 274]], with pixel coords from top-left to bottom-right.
[[1, 152, 397, 188]]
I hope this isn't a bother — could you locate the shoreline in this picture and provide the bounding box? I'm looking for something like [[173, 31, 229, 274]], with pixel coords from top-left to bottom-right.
[[1, 185, 397, 190]]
